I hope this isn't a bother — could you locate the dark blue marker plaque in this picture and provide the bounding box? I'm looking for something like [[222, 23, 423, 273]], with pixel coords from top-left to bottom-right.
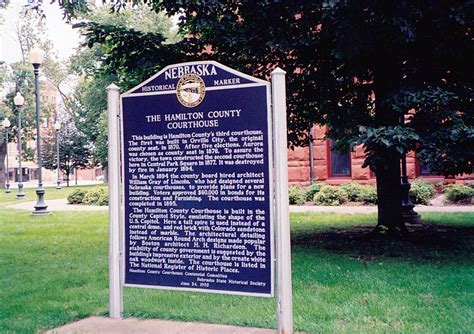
[[121, 61, 273, 296]]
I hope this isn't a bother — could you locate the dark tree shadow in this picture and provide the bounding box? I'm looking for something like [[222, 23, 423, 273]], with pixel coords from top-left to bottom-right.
[[292, 222, 474, 263]]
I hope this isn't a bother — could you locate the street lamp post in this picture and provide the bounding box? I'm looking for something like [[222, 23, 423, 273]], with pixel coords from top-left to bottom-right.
[[2, 117, 11, 193], [29, 46, 49, 215], [14, 92, 25, 199], [400, 114, 420, 224], [54, 120, 61, 189]]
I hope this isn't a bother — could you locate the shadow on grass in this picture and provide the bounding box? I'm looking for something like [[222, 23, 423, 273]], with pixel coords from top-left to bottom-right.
[[292, 221, 474, 263]]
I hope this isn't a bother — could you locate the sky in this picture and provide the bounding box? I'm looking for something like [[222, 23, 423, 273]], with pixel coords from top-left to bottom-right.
[[0, 0, 81, 64]]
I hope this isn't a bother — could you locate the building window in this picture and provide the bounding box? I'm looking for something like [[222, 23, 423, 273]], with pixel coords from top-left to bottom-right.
[[329, 140, 351, 177], [418, 161, 438, 176]]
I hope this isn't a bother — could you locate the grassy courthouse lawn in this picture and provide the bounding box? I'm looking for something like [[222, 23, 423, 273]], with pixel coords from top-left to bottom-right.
[[0, 190, 472, 333], [0, 185, 103, 205]]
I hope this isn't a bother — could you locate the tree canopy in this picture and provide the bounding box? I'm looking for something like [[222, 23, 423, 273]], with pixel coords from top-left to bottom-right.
[[55, 0, 473, 232], [60, 1, 473, 172], [64, 4, 180, 169], [0, 6, 59, 186]]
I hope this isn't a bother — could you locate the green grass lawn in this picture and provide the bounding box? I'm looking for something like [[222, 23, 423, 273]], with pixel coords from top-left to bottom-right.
[[0, 208, 472, 333], [0, 184, 103, 205]]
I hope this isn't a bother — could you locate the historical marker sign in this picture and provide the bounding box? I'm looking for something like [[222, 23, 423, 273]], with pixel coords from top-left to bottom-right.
[[121, 61, 273, 296]]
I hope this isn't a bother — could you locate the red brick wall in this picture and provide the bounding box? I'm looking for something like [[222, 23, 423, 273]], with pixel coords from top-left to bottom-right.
[[288, 125, 473, 185], [288, 146, 311, 183], [76, 167, 102, 181]]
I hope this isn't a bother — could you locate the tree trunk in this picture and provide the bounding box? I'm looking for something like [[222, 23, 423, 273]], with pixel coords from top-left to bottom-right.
[[75, 167, 78, 185], [373, 52, 406, 235], [375, 158, 406, 235], [66, 162, 70, 187]]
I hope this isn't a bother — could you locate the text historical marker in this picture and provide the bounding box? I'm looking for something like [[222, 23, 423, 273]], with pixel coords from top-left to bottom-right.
[[121, 61, 274, 296]]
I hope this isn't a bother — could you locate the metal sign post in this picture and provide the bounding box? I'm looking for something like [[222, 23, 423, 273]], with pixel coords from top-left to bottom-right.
[[271, 68, 293, 334], [107, 83, 123, 318]]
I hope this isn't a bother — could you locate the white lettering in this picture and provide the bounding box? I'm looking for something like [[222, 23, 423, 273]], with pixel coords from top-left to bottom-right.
[[164, 65, 218, 80]]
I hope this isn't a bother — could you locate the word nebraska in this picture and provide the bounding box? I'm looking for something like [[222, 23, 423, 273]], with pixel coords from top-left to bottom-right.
[[165, 64, 217, 80]]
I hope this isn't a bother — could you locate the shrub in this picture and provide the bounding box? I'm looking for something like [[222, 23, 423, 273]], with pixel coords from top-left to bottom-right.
[[339, 182, 377, 204], [314, 185, 348, 206], [289, 186, 305, 205], [304, 183, 323, 202], [409, 179, 436, 205], [339, 182, 365, 201], [67, 189, 87, 204], [445, 185, 474, 204], [359, 185, 378, 204], [83, 187, 109, 206]]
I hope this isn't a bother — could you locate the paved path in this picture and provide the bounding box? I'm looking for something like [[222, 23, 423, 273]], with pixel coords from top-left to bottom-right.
[[46, 316, 276, 334], [291, 204, 474, 213], [5, 199, 108, 211], [7, 180, 103, 189], [5, 199, 473, 213]]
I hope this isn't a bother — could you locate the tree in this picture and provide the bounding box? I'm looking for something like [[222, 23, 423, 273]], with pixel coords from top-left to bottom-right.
[[0, 63, 38, 188], [67, 68, 116, 170], [56, 1, 473, 234], [315, 1, 473, 234], [64, 4, 180, 175], [0, 5, 64, 188], [42, 112, 91, 187]]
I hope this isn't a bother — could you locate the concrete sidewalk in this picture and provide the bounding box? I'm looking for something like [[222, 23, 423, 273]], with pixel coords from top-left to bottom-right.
[[291, 204, 474, 213], [5, 198, 474, 213], [5, 199, 108, 211], [7, 180, 103, 189], [46, 317, 276, 334]]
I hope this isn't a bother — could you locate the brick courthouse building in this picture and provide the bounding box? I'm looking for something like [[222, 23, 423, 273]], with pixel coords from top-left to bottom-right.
[[288, 126, 473, 185]]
